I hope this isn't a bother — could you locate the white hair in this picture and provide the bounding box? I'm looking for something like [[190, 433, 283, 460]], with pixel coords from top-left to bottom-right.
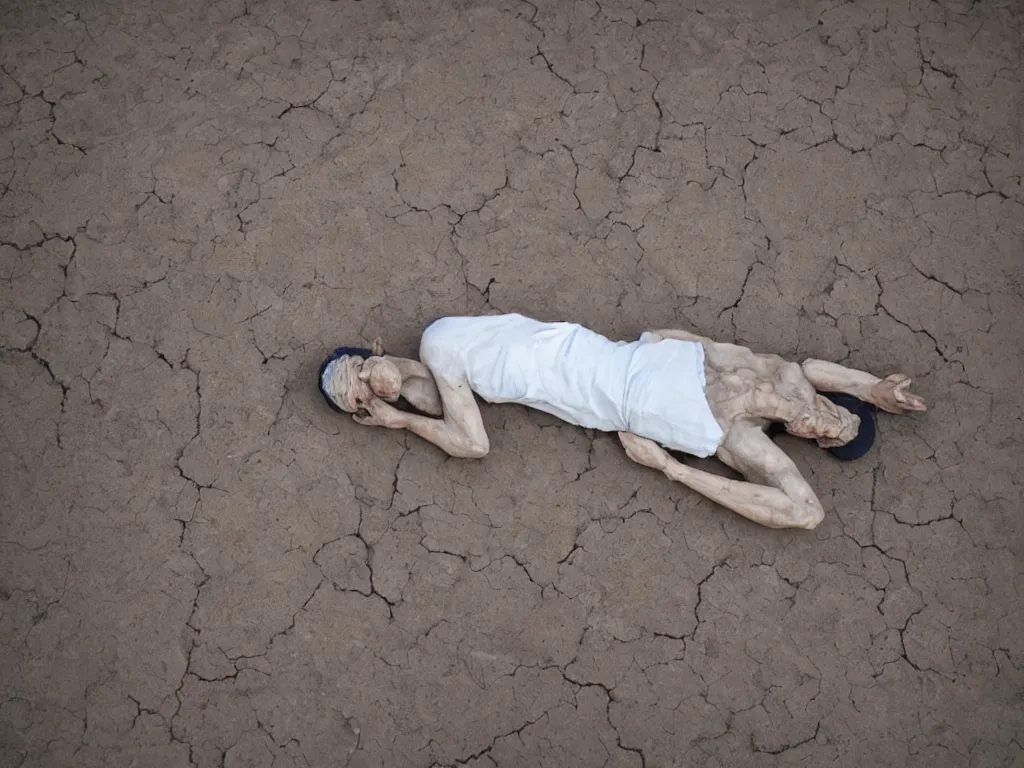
[[320, 355, 358, 413]]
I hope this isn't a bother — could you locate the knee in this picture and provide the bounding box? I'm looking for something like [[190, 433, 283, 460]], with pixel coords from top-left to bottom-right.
[[452, 430, 489, 459], [793, 499, 825, 530], [459, 438, 490, 460]]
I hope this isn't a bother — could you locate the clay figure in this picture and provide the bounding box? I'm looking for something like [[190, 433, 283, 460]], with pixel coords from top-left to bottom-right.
[[319, 314, 926, 530]]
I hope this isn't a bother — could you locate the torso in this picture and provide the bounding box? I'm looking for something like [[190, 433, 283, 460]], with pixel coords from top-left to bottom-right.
[[420, 314, 726, 458], [698, 340, 818, 437]]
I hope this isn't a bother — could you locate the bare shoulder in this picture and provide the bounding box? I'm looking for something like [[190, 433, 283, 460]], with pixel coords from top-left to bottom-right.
[[700, 338, 779, 374]]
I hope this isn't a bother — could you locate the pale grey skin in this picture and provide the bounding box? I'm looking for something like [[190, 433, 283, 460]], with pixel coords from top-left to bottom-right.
[[328, 328, 926, 531]]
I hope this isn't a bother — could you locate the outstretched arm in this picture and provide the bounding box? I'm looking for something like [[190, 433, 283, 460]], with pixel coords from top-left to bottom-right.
[[800, 359, 926, 414]]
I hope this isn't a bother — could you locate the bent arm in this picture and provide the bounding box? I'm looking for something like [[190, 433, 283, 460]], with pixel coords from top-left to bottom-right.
[[400, 378, 443, 417], [382, 355, 443, 416], [381, 374, 490, 459]]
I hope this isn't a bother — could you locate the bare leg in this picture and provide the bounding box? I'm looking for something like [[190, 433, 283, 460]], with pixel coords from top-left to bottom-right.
[[801, 359, 927, 414], [619, 425, 825, 529]]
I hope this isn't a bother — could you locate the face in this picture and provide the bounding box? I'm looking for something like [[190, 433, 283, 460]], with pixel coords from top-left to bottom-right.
[[337, 356, 402, 412]]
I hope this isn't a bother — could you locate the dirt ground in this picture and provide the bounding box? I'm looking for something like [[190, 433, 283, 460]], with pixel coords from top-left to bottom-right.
[[1, 0, 1022, 766]]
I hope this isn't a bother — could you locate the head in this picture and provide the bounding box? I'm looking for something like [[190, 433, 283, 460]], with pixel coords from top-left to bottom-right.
[[319, 347, 403, 413], [784, 394, 860, 448]]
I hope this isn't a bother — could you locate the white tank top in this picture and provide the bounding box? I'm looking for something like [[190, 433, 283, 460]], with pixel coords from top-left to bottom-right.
[[420, 314, 725, 458]]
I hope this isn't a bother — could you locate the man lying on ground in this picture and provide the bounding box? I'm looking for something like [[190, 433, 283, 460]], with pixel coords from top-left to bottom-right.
[[318, 313, 926, 530]]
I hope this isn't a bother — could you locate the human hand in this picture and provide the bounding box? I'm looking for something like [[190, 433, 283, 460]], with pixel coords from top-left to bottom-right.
[[352, 398, 406, 429], [869, 374, 927, 414], [618, 432, 670, 471]]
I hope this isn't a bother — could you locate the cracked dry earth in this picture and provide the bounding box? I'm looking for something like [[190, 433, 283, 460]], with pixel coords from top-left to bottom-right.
[[1, 0, 1022, 766]]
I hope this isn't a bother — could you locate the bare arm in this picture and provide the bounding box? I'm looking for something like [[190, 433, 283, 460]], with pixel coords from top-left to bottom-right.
[[801, 360, 926, 414], [800, 359, 879, 398], [381, 355, 443, 416], [354, 374, 490, 459], [385, 356, 432, 379], [399, 378, 443, 417]]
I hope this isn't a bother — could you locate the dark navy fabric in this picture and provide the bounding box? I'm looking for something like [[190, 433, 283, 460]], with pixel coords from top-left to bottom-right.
[[821, 392, 876, 460], [766, 391, 877, 460]]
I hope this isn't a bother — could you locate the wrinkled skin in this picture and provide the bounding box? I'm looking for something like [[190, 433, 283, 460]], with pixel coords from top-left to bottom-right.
[[338, 326, 926, 530]]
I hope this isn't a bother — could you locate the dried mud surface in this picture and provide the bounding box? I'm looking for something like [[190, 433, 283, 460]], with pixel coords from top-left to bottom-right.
[[1, 0, 1022, 766]]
